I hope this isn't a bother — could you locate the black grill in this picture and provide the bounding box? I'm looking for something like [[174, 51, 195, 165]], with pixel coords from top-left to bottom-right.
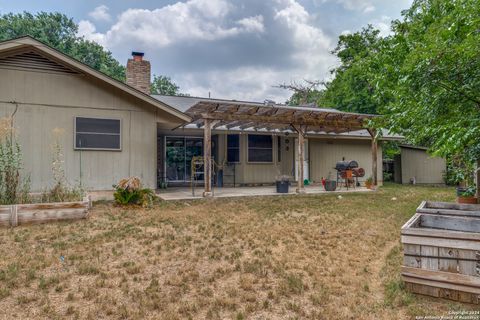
[[334, 160, 359, 171]]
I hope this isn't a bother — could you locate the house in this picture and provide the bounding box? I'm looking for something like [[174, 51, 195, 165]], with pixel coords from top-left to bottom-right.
[[394, 145, 446, 185], [0, 36, 399, 196]]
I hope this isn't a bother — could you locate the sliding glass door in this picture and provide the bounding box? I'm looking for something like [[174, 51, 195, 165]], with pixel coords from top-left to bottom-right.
[[165, 137, 203, 182]]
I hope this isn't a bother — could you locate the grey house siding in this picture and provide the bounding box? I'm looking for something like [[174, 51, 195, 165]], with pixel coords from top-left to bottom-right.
[[400, 147, 446, 184], [309, 138, 383, 184], [158, 127, 383, 186], [0, 67, 178, 191]]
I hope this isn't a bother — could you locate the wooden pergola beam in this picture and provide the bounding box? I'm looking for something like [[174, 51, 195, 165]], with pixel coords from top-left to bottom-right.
[[367, 128, 378, 187], [192, 112, 365, 130], [203, 119, 213, 197], [292, 124, 307, 194]]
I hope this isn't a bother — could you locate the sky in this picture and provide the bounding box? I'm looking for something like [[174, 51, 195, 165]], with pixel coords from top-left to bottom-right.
[[0, 0, 412, 102]]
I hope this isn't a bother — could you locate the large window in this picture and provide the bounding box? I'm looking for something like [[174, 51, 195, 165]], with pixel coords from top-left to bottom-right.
[[75, 117, 121, 150], [248, 134, 273, 163], [227, 134, 240, 163]]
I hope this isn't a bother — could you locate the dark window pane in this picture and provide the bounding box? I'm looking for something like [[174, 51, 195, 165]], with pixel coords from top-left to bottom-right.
[[76, 117, 120, 134], [227, 134, 239, 148], [248, 149, 272, 162], [166, 137, 184, 148], [76, 133, 120, 149], [248, 135, 272, 148], [227, 149, 239, 162]]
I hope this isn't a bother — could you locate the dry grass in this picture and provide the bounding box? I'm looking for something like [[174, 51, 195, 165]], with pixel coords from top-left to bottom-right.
[[0, 184, 476, 319]]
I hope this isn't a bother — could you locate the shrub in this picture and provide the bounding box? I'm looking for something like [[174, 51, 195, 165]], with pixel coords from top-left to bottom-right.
[[41, 128, 84, 203], [0, 117, 31, 205], [113, 177, 155, 207]]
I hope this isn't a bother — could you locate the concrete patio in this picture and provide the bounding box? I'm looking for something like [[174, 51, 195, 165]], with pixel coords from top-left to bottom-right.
[[157, 185, 373, 201]]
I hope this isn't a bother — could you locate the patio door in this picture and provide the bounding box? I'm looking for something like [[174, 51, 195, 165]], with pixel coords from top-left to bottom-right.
[[294, 138, 309, 181], [165, 137, 203, 183]]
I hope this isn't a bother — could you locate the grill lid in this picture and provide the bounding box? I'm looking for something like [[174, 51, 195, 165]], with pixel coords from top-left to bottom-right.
[[335, 160, 359, 170]]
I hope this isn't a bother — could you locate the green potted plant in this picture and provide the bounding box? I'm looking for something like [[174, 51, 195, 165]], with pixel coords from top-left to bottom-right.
[[365, 176, 373, 189], [457, 186, 477, 204]]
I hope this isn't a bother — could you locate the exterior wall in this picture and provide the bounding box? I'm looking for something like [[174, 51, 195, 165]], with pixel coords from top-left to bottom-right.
[[157, 128, 382, 186], [309, 138, 383, 185], [0, 67, 179, 191], [400, 147, 446, 184]]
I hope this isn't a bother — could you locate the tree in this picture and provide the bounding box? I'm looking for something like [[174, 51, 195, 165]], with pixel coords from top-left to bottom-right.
[[0, 12, 125, 81], [375, 0, 480, 160], [277, 80, 325, 106], [319, 25, 385, 114], [150, 75, 187, 96]]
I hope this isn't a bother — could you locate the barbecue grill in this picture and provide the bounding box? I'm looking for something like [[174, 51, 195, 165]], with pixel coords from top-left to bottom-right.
[[334, 160, 365, 189]]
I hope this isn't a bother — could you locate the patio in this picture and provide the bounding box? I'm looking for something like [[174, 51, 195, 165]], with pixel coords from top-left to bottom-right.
[[157, 185, 373, 201]]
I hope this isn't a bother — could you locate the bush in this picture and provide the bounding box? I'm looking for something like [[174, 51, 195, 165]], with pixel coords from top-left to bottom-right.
[[0, 117, 31, 205], [113, 177, 155, 207], [41, 128, 84, 203]]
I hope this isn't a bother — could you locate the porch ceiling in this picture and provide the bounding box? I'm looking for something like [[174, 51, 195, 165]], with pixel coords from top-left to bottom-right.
[[184, 101, 377, 134]]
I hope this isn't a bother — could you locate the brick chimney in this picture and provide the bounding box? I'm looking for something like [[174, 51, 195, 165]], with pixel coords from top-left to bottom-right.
[[126, 52, 151, 94]]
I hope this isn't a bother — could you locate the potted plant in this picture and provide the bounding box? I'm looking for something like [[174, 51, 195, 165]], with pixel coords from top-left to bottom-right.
[[365, 176, 373, 189], [457, 186, 477, 204], [275, 175, 290, 193]]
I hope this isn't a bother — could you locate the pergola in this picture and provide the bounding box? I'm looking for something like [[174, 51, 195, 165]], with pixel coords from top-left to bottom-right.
[[183, 101, 378, 197]]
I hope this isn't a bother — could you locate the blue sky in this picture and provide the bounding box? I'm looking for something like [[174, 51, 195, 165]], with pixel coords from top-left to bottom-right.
[[0, 0, 412, 102]]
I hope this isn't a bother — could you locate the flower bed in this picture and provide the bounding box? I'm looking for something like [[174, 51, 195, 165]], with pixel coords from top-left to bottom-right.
[[0, 196, 91, 227]]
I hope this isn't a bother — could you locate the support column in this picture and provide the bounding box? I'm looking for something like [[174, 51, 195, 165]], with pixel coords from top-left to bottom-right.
[[203, 118, 213, 197], [476, 160, 480, 199], [368, 128, 378, 187], [293, 125, 306, 194]]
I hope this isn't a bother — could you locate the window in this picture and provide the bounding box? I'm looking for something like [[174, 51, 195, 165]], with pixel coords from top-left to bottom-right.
[[277, 136, 281, 162], [227, 134, 240, 163], [75, 117, 121, 150], [248, 134, 273, 162]]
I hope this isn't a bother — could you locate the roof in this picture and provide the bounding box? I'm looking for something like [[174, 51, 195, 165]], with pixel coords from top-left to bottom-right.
[[153, 95, 402, 139], [399, 144, 430, 151], [0, 36, 191, 122]]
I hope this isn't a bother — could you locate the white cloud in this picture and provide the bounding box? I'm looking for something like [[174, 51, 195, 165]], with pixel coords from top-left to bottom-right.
[[322, 0, 375, 13], [370, 15, 392, 37], [77, 20, 106, 45], [77, 0, 336, 102], [93, 0, 264, 48], [88, 5, 111, 22], [237, 15, 265, 33]]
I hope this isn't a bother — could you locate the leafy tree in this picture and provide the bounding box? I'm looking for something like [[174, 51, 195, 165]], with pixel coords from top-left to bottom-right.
[[375, 0, 480, 161], [0, 11, 125, 81], [277, 80, 325, 106], [319, 25, 385, 114], [150, 75, 186, 96]]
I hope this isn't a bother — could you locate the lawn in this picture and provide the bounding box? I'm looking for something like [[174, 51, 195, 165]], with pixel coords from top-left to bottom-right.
[[0, 184, 476, 319]]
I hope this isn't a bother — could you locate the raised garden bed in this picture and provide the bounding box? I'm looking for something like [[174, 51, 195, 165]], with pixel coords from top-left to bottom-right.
[[417, 201, 480, 217], [401, 207, 480, 304], [0, 196, 91, 227]]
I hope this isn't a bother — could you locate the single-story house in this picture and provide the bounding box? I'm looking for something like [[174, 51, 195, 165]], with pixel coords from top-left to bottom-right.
[[394, 145, 446, 185], [0, 36, 400, 196]]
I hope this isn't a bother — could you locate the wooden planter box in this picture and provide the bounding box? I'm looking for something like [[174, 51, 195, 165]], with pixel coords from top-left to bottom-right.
[[401, 211, 480, 304], [0, 196, 91, 227], [417, 201, 480, 218]]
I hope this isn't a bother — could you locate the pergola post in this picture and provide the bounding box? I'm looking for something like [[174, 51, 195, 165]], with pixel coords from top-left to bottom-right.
[[293, 125, 306, 194], [368, 128, 378, 187], [203, 118, 213, 197]]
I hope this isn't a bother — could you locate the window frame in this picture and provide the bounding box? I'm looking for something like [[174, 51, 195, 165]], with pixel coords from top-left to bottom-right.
[[277, 136, 281, 163], [74, 116, 122, 151], [247, 134, 273, 164], [226, 134, 241, 164]]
